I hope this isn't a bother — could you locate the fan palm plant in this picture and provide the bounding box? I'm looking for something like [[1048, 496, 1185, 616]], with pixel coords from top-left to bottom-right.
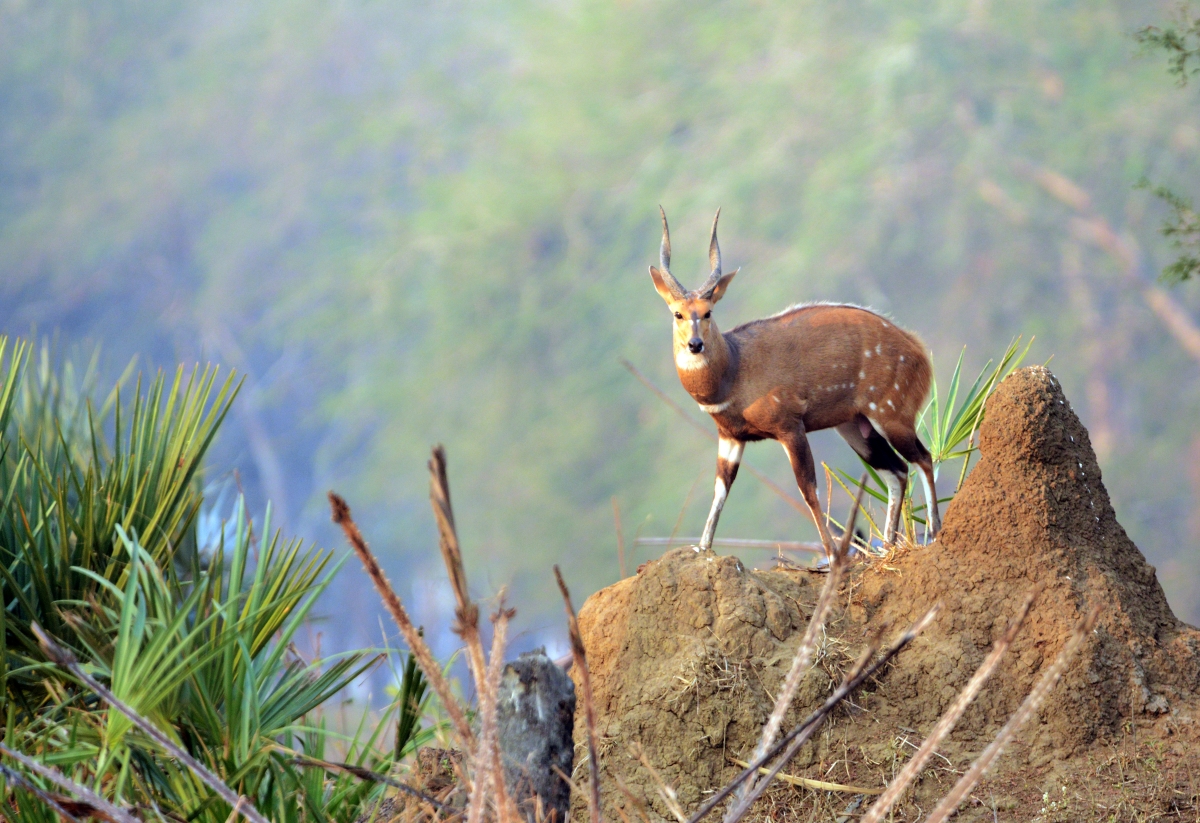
[[0, 338, 433, 822]]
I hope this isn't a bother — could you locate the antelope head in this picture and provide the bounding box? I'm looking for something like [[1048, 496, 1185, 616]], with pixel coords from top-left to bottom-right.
[[649, 207, 739, 365]]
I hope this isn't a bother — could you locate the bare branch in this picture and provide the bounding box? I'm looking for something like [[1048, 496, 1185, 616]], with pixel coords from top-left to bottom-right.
[[284, 752, 447, 812], [329, 491, 475, 749], [732, 476, 868, 811], [686, 604, 940, 823], [29, 624, 268, 823], [426, 447, 497, 823], [860, 587, 1038, 823], [555, 566, 602, 823], [0, 760, 85, 823], [924, 605, 1102, 823], [728, 759, 881, 795], [630, 744, 686, 823], [721, 607, 940, 823]]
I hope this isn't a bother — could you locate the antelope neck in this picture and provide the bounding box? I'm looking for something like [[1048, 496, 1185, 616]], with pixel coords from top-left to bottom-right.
[[678, 332, 735, 405]]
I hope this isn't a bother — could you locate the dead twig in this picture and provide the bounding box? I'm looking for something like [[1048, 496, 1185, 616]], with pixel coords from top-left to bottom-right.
[[0, 743, 142, 823], [631, 744, 686, 823], [0, 760, 85, 823], [924, 605, 1102, 823], [428, 447, 503, 823], [485, 600, 518, 823], [686, 604, 940, 823], [329, 490, 475, 749], [613, 776, 656, 823], [731, 475, 868, 813], [555, 565, 602, 823], [28, 624, 268, 823], [728, 758, 882, 795], [860, 587, 1039, 823], [722, 607, 939, 823], [283, 752, 447, 812], [729, 477, 864, 820]]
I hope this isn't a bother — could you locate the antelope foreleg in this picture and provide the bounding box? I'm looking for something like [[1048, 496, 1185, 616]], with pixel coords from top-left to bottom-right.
[[699, 437, 743, 551], [780, 432, 836, 559]]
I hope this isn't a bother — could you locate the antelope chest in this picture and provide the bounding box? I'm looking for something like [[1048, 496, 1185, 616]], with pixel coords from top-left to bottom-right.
[[744, 392, 803, 432]]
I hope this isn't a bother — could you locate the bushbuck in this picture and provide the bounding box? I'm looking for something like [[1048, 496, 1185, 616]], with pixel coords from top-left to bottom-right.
[[648, 208, 940, 558]]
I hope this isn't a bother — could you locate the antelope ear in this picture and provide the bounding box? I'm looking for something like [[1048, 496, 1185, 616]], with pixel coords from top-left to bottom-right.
[[708, 268, 739, 303], [649, 266, 680, 304]]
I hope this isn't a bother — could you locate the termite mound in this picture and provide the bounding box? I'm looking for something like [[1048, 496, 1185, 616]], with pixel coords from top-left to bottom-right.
[[571, 366, 1200, 822]]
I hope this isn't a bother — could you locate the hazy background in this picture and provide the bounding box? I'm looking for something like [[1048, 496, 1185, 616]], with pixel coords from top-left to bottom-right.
[[3, 0, 1199, 671]]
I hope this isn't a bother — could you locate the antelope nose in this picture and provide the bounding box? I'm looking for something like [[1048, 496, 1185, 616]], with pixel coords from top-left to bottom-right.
[[688, 338, 704, 354]]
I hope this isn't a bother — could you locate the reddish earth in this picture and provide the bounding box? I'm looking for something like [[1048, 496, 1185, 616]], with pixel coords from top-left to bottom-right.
[[571, 367, 1200, 822]]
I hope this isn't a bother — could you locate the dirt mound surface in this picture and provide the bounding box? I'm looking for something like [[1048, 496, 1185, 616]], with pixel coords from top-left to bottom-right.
[[573, 367, 1200, 822]]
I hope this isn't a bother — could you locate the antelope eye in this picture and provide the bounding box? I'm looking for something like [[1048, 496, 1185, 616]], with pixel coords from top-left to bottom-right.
[[674, 312, 683, 320], [703, 311, 711, 319]]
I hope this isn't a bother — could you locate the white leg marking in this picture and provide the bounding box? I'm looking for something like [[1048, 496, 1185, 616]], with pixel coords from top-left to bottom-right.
[[699, 478, 728, 550], [883, 471, 904, 543], [718, 437, 744, 464], [919, 471, 937, 541]]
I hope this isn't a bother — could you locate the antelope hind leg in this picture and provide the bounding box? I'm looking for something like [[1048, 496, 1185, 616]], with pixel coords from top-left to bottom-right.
[[835, 419, 908, 545]]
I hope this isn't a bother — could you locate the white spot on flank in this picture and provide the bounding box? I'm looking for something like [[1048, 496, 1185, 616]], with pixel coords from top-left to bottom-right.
[[899, 355, 905, 362], [875, 343, 882, 354], [868, 402, 877, 410], [887, 399, 895, 408], [869, 385, 875, 392], [893, 382, 899, 390], [864, 350, 872, 358], [772, 395, 780, 402], [882, 321, 889, 327], [859, 370, 866, 379], [698, 400, 731, 414]]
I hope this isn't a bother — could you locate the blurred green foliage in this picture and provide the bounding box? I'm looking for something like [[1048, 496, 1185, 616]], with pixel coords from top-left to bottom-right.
[[1137, 3, 1200, 282], [0, 338, 433, 820], [1, 0, 1199, 629]]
